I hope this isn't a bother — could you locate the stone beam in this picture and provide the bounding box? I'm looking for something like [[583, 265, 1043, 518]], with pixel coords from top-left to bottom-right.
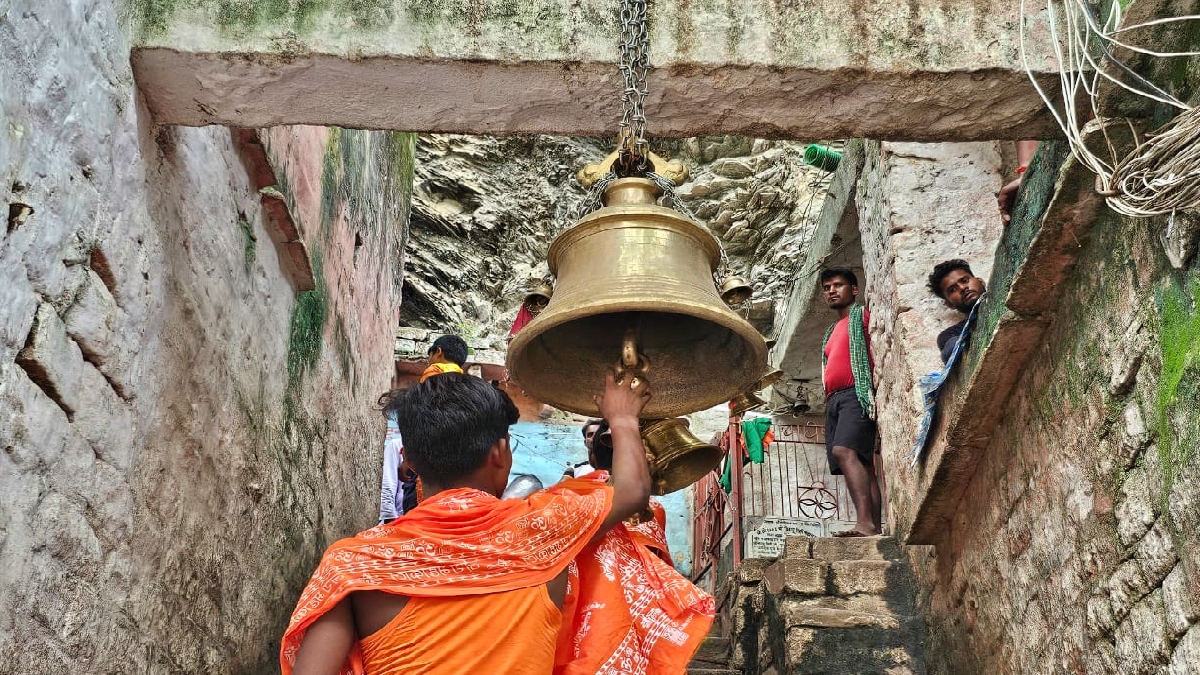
[[132, 0, 1066, 141]]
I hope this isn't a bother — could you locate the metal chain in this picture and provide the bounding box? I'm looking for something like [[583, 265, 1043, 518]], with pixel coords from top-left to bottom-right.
[[551, 170, 618, 268], [617, 0, 650, 173], [580, 172, 618, 220], [647, 171, 733, 280]]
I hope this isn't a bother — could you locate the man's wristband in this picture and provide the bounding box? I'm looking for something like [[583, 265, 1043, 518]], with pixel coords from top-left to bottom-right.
[[1016, 165, 1028, 176]]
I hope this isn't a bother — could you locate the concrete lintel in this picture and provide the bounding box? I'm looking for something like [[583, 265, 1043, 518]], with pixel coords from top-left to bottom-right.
[[906, 149, 1103, 546], [132, 0, 1068, 140], [132, 50, 1063, 141]]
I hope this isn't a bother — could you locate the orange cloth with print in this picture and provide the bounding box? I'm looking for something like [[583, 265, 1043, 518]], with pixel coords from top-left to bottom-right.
[[359, 587, 560, 675], [554, 474, 714, 675], [280, 482, 613, 675], [419, 362, 463, 383], [627, 500, 674, 566]]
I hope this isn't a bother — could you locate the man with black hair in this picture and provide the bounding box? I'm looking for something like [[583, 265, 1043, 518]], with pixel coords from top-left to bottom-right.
[[375, 394, 417, 523], [420, 334, 468, 382], [283, 372, 653, 675], [375, 334, 471, 524], [564, 418, 605, 479], [927, 259, 987, 363], [819, 268, 882, 538]]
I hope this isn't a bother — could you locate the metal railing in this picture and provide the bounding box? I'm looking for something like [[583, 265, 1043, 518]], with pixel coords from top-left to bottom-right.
[[691, 416, 887, 588], [743, 422, 847, 521]]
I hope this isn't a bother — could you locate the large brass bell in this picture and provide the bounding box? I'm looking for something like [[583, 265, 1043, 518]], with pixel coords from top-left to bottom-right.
[[640, 418, 725, 495], [729, 369, 785, 415], [506, 177, 768, 418]]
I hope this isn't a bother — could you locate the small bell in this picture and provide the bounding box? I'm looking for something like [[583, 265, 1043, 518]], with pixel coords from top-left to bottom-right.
[[523, 281, 554, 315], [719, 276, 753, 307], [640, 417, 724, 495], [729, 369, 784, 415]]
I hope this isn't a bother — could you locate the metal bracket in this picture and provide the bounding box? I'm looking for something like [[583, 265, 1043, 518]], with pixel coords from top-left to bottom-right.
[[578, 149, 690, 188]]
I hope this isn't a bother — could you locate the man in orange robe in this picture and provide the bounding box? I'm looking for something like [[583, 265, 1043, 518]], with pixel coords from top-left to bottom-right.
[[554, 423, 716, 675], [281, 372, 652, 675], [418, 334, 467, 383]]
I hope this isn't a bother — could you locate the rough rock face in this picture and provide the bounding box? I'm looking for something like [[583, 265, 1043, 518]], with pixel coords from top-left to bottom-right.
[[402, 134, 829, 346]]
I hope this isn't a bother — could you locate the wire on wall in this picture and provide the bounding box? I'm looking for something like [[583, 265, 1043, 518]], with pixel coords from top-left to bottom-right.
[[1019, 0, 1200, 217]]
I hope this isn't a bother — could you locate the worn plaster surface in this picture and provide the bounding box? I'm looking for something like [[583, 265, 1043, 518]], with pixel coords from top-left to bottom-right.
[[131, 0, 1064, 140], [0, 0, 410, 670], [846, 126, 1200, 674]]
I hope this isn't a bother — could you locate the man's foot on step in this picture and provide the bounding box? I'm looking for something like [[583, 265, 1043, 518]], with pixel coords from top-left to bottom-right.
[[832, 528, 880, 538]]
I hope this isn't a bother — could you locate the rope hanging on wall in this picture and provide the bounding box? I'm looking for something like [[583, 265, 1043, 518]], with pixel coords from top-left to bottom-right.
[[1020, 0, 1200, 217]]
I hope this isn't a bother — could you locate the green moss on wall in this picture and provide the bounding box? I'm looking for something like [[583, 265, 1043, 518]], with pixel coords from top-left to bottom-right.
[[286, 252, 328, 390], [319, 128, 415, 260], [134, 0, 181, 34], [962, 140, 1071, 372], [1154, 278, 1200, 498], [404, 1, 569, 51], [238, 218, 257, 271], [134, 0, 394, 37]]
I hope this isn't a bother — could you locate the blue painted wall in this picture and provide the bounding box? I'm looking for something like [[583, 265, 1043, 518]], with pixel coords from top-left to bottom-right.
[[507, 421, 693, 575]]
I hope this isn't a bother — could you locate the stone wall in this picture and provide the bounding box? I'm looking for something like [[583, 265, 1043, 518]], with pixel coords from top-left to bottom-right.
[[854, 140, 1006, 536], [0, 2, 410, 671], [909, 188, 1200, 674], [854, 136, 1200, 671]]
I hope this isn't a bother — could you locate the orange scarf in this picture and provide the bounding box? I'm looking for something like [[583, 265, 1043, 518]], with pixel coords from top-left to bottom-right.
[[281, 482, 613, 675], [554, 475, 715, 675], [627, 500, 674, 566], [419, 362, 463, 383]]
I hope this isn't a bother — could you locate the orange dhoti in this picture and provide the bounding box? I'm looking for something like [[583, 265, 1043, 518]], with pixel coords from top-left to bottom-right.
[[555, 476, 715, 675]]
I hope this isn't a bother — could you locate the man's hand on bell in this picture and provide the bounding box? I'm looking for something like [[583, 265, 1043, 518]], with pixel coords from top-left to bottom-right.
[[595, 370, 651, 424]]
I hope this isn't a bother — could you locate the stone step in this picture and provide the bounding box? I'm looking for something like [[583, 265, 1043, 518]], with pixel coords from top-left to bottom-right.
[[783, 624, 926, 675], [784, 593, 903, 617], [694, 636, 731, 663], [784, 535, 903, 562], [781, 604, 905, 631], [762, 557, 916, 613], [686, 668, 738, 675], [831, 559, 910, 596]]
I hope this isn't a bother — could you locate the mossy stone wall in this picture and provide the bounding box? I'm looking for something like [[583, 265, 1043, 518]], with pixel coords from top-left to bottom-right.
[[914, 182, 1200, 674]]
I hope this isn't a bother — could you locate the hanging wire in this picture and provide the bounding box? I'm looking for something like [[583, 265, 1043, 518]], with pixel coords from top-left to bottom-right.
[[1019, 0, 1200, 217]]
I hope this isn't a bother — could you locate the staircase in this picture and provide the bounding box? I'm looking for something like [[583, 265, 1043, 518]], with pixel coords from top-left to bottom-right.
[[693, 535, 926, 675], [687, 626, 736, 674]]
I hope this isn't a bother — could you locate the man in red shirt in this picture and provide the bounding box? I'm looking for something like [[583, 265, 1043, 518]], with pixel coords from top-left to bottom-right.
[[819, 268, 881, 537]]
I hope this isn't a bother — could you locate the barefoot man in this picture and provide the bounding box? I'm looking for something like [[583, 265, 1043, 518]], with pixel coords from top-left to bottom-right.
[[819, 268, 882, 538]]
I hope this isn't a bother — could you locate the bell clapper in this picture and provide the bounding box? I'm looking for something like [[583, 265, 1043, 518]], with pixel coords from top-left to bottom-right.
[[616, 327, 651, 389]]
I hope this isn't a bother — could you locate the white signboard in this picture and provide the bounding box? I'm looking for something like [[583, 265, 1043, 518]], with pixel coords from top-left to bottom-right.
[[745, 517, 823, 559]]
